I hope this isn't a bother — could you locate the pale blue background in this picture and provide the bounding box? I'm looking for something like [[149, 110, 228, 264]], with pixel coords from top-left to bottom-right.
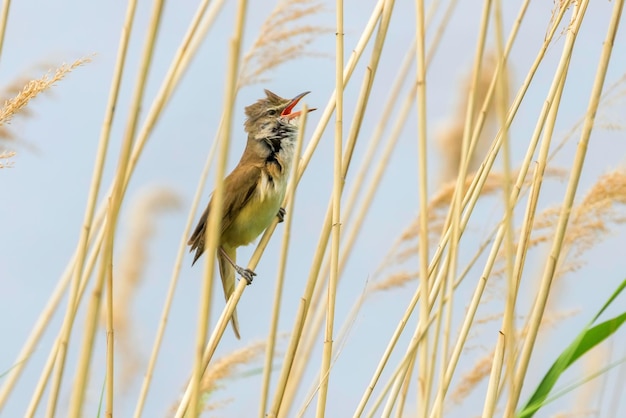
[[1, 1, 626, 417]]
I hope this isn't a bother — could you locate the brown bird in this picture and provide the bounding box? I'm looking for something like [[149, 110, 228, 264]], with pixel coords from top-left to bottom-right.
[[188, 90, 314, 339]]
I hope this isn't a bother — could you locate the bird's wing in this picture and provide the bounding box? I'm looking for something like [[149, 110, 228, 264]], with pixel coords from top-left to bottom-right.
[[219, 163, 261, 233], [188, 163, 261, 264]]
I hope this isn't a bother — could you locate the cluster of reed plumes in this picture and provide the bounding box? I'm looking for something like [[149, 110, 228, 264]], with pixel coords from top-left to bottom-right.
[[2, 0, 626, 417]]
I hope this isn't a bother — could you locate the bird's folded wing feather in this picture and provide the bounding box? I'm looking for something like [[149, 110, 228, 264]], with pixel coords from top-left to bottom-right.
[[188, 163, 262, 261]]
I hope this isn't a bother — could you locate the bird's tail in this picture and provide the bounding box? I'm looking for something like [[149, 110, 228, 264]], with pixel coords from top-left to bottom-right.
[[217, 246, 241, 339]]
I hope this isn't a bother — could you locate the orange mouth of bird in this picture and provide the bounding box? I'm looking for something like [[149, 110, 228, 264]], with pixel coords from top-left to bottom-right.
[[281, 91, 317, 120]]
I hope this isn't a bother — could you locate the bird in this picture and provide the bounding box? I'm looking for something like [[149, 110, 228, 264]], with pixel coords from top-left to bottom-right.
[[188, 89, 315, 339]]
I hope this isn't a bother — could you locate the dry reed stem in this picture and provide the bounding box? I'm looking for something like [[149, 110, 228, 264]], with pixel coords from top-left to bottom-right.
[[189, 0, 248, 415], [263, 2, 386, 416], [415, 0, 571, 413], [238, 0, 327, 88], [259, 106, 307, 418], [49, 24, 127, 418], [100, 186, 181, 391], [290, 3, 460, 401], [508, 1, 623, 410], [0, 58, 91, 127], [316, 0, 344, 413], [414, 0, 431, 414], [175, 0, 332, 411], [67, 0, 162, 413], [0, 0, 11, 64]]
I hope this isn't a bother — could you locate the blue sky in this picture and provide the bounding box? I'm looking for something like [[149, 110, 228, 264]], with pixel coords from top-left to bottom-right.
[[1, 1, 626, 417]]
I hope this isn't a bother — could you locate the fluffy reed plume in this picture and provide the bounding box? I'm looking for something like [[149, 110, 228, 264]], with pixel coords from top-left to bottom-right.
[[372, 167, 567, 290], [237, 0, 327, 88], [170, 341, 267, 413], [436, 52, 505, 182], [0, 57, 91, 127], [0, 75, 36, 145], [492, 169, 626, 284], [368, 271, 418, 293], [103, 186, 181, 391], [0, 150, 14, 168]]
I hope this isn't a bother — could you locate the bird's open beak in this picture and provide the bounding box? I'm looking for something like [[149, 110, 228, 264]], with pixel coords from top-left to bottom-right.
[[281, 91, 317, 120]]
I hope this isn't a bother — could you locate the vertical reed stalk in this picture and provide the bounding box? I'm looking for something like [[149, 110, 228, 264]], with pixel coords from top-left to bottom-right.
[[506, 0, 622, 413], [259, 107, 308, 417], [414, 0, 430, 414], [47, 2, 138, 417]]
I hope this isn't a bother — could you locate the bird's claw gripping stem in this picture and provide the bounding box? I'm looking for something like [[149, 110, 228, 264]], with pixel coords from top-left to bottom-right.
[[235, 266, 256, 285]]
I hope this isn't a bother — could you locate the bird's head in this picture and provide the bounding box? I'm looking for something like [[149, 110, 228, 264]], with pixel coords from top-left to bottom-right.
[[244, 90, 314, 138]]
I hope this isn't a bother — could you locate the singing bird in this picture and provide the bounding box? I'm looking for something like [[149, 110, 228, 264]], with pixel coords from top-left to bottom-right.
[[188, 90, 314, 339]]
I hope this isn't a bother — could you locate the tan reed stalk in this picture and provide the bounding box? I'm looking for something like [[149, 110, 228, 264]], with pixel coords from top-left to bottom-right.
[[316, 0, 342, 413], [365, 318, 436, 418], [365, 216, 506, 417], [431, 1, 493, 415], [46, 3, 137, 417], [413, 0, 431, 415], [178, 6, 382, 409], [482, 331, 505, 417], [132, 2, 228, 416], [290, 3, 459, 408], [67, 1, 164, 414], [291, 76, 412, 412], [293, 0, 383, 185], [0, 220, 92, 408], [122, 0, 216, 188], [262, 2, 387, 415], [174, 218, 284, 418], [494, 15, 571, 407], [356, 0, 557, 413], [107, 2, 164, 415], [361, 165, 555, 415], [0, 0, 10, 63], [189, 1, 247, 415], [259, 107, 307, 418], [300, 71, 375, 418], [297, 279, 370, 418], [132, 122, 220, 418], [395, 355, 415, 418], [104, 215, 114, 418], [278, 67, 376, 415], [24, 224, 106, 417], [287, 11, 414, 418], [267, 299, 307, 417], [190, 224, 281, 413], [492, 0, 516, 404], [30, 0, 220, 410], [13, 0, 219, 412], [428, 3, 587, 416], [375, 83, 426, 418], [506, 0, 623, 413]]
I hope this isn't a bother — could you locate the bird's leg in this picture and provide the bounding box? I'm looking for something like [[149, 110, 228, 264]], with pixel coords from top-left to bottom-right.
[[277, 207, 286, 223], [219, 246, 256, 285]]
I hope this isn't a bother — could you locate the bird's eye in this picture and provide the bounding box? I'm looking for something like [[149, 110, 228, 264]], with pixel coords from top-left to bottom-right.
[[267, 109, 277, 116]]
